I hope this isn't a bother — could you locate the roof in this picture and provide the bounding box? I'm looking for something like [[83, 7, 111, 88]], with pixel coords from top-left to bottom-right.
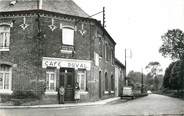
[[115, 58, 125, 69], [93, 20, 116, 45], [0, 0, 116, 45], [0, 0, 89, 17]]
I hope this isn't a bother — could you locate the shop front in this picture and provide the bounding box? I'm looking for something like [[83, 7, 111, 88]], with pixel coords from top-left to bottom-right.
[[42, 57, 91, 102]]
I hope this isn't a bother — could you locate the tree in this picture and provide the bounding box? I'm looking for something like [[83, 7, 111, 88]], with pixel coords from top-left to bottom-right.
[[145, 62, 163, 77], [162, 60, 184, 93], [127, 71, 146, 90], [145, 73, 155, 90], [159, 29, 184, 93], [145, 61, 163, 91], [162, 61, 175, 89], [159, 29, 184, 60], [170, 60, 184, 91]]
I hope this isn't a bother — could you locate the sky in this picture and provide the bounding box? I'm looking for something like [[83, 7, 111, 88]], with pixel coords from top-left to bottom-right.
[[73, 0, 184, 74]]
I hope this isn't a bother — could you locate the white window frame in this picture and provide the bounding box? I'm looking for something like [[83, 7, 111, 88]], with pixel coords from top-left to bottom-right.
[[0, 25, 10, 51], [45, 68, 57, 95], [94, 52, 99, 66], [77, 70, 87, 93], [62, 27, 74, 46], [0, 65, 12, 94]]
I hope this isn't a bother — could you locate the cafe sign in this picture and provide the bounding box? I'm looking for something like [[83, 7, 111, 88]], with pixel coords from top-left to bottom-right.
[[42, 57, 91, 70]]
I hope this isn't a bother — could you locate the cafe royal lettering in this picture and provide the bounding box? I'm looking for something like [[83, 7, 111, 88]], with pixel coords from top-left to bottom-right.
[[45, 61, 87, 69], [42, 58, 91, 70]]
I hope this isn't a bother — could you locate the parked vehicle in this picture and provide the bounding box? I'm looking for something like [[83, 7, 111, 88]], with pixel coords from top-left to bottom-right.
[[121, 86, 134, 99], [147, 90, 152, 94]]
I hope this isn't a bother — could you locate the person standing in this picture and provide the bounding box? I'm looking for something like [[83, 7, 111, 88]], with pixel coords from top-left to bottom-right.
[[74, 82, 80, 103], [58, 86, 65, 104]]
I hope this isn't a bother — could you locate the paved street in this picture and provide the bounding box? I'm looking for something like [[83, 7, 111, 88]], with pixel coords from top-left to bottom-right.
[[1, 94, 184, 116]]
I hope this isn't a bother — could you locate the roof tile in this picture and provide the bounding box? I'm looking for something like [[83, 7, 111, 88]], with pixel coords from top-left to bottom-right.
[[0, 0, 89, 17]]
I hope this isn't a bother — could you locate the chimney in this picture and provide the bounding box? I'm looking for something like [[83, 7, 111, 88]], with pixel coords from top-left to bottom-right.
[[39, 0, 43, 9], [9, 0, 17, 6]]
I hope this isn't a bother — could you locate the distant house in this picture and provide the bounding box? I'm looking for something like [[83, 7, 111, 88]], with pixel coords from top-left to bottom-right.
[[115, 58, 125, 97], [0, 0, 117, 103]]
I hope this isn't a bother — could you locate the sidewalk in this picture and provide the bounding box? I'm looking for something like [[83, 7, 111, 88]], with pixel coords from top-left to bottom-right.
[[0, 97, 121, 109]]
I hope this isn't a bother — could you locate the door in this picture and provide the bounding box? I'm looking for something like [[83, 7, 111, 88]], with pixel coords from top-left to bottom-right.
[[60, 68, 74, 101], [99, 71, 102, 98]]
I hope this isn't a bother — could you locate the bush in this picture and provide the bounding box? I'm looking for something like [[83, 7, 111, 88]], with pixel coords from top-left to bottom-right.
[[0, 94, 11, 103], [12, 91, 39, 99], [134, 93, 148, 98], [159, 89, 184, 99]]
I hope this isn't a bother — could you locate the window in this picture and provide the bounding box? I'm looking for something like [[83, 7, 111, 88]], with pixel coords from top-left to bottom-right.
[[105, 43, 108, 61], [0, 25, 10, 51], [111, 49, 114, 65], [105, 72, 108, 91], [46, 68, 56, 92], [0, 64, 12, 94], [77, 70, 86, 91], [111, 75, 114, 91], [99, 37, 103, 57], [94, 52, 99, 66], [62, 27, 74, 46], [107, 46, 110, 61]]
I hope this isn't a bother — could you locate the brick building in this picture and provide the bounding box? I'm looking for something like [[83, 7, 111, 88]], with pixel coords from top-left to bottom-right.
[[115, 58, 125, 97], [0, 0, 116, 103]]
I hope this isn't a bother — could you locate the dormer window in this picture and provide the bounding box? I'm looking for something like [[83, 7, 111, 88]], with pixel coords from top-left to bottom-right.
[[0, 25, 10, 51]]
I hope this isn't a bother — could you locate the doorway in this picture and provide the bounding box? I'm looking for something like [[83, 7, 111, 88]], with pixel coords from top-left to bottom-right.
[[99, 71, 102, 98], [60, 68, 75, 101]]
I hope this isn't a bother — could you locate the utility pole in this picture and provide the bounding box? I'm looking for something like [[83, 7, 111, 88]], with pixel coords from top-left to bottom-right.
[[103, 7, 105, 28], [141, 68, 144, 93], [35, 0, 43, 95], [124, 49, 127, 86], [76, 7, 105, 26]]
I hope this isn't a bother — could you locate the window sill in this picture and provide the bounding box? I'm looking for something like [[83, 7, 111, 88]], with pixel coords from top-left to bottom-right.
[[104, 91, 109, 94], [0, 48, 9, 52], [0, 90, 13, 95], [111, 91, 115, 94], [60, 49, 73, 54], [80, 91, 88, 95], [45, 91, 58, 95]]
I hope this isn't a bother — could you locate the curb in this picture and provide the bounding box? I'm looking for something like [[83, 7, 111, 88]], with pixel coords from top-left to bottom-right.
[[0, 97, 120, 109]]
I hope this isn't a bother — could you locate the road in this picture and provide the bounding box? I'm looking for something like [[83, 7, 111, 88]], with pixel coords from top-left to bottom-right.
[[1, 94, 184, 116]]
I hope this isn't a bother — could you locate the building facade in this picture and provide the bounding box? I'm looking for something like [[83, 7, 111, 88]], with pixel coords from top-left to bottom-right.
[[0, 0, 116, 103], [115, 58, 125, 97]]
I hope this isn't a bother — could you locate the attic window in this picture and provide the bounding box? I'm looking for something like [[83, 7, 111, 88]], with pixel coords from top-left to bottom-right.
[[9, 0, 17, 6]]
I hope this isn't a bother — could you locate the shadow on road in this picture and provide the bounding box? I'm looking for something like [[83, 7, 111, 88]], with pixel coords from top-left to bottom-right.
[[107, 95, 149, 105], [106, 99, 128, 105]]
